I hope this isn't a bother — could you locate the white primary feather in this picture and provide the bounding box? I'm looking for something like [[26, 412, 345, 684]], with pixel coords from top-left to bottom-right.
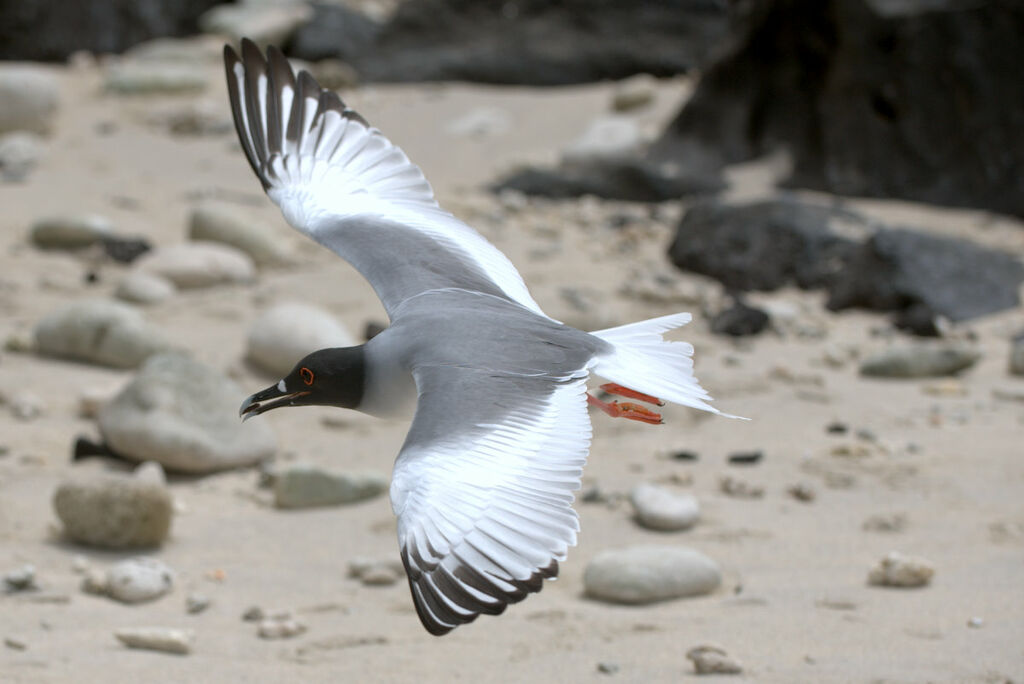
[[390, 368, 592, 635], [224, 41, 546, 319]]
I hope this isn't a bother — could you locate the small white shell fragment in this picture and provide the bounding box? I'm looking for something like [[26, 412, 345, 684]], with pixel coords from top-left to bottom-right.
[[114, 627, 193, 655]]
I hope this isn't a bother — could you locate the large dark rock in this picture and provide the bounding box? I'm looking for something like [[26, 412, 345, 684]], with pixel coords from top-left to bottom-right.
[[655, 0, 1024, 218], [493, 158, 725, 202], [301, 0, 730, 85], [668, 197, 862, 291], [826, 227, 1024, 323], [0, 0, 222, 61], [669, 197, 1024, 330], [285, 3, 382, 63]]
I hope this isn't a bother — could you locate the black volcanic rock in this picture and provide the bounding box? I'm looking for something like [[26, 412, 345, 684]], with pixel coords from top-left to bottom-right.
[[655, 0, 1024, 217], [0, 0, 222, 61]]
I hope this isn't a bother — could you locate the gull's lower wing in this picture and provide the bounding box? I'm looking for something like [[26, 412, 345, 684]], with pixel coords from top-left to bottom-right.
[[223, 39, 546, 319], [390, 364, 593, 635]]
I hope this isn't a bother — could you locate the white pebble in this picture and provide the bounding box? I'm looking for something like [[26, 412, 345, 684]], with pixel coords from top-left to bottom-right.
[[114, 627, 193, 655], [686, 644, 743, 675], [868, 551, 934, 588], [630, 483, 700, 531]]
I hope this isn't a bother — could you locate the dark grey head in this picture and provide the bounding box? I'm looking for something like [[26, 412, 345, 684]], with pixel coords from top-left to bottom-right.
[[239, 346, 365, 420]]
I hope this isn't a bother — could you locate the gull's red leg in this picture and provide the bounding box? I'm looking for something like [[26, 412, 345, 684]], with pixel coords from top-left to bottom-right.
[[587, 393, 663, 425], [599, 383, 665, 407]]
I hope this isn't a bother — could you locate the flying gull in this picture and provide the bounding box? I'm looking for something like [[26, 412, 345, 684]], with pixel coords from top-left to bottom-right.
[[226, 39, 736, 635]]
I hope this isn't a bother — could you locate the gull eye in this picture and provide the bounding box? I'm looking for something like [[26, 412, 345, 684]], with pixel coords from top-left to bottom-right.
[[299, 367, 315, 386]]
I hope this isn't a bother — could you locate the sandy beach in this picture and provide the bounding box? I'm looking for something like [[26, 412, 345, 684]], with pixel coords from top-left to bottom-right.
[[1, 47, 1023, 683]]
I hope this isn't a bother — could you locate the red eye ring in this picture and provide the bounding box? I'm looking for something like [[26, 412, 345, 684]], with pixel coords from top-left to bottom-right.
[[299, 367, 314, 386]]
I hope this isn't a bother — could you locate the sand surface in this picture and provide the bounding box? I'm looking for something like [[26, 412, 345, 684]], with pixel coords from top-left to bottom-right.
[[1, 53, 1023, 683]]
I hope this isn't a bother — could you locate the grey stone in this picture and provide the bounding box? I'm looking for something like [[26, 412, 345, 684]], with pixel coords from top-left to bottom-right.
[[34, 299, 171, 369], [199, 1, 313, 46], [867, 551, 934, 588], [583, 545, 721, 605], [115, 627, 193, 655], [30, 214, 114, 250], [104, 62, 207, 95], [98, 353, 276, 474], [274, 464, 387, 509], [0, 132, 43, 182], [859, 343, 980, 378], [186, 593, 211, 614], [246, 302, 355, 377], [629, 484, 699, 531], [115, 271, 177, 306], [105, 558, 174, 603], [188, 204, 292, 266], [1010, 334, 1024, 376], [257, 614, 306, 640], [0, 66, 58, 135], [686, 644, 743, 675], [134, 242, 255, 289], [53, 473, 172, 548], [611, 74, 657, 112], [562, 116, 645, 164], [4, 564, 37, 592]]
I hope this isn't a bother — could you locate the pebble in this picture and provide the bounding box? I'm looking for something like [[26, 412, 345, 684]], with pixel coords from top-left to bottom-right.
[[104, 62, 207, 95], [133, 242, 255, 289], [34, 298, 170, 369], [1009, 334, 1024, 376], [246, 302, 356, 377], [862, 513, 907, 533], [787, 482, 816, 502], [711, 300, 770, 337], [273, 464, 387, 509], [727, 450, 763, 465], [347, 557, 405, 586], [188, 204, 293, 267], [686, 644, 744, 675], [53, 470, 172, 548], [115, 271, 177, 306], [71, 556, 90, 574], [611, 74, 657, 112], [199, 1, 313, 45], [8, 392, 44, 421], [561, 116, 645, 164], [0, 65, 59, 135], [4, 564, 37, 592], [867, 551, 934, 588], [583, 545, 721, 605], [104, 558, 175, 603], [4, 636, 27, 651], [967, 616, 984, 628], [597, 661, 620, 674], [77, 385, 121, 419], [629, 484, 700, 531], [719, 476, 764, 499], [185, 594, 211, 614], [257, 612, 307, 640], [242, 605, 264, 622], [30, 214, 113, 250], [859, 343, 980, 378], [98, 352, 276, 474], [114, 627, 193, 655], [0, 131, 43, 182]]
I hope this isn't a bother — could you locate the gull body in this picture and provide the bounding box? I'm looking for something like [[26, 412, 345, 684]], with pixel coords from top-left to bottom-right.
[[226, 39, 734, 635]]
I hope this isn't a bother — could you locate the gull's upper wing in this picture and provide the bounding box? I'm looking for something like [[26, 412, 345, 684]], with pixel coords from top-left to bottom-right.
[[390, 362, 593, 635], [223, 39, 546, 319]]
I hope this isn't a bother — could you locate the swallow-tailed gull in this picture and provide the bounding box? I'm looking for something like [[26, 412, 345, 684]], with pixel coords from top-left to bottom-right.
[[227, 39, 735, 635]]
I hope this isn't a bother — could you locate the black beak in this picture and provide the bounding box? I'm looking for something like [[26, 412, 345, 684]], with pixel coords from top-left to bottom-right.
[[239, 384, 310, 421]]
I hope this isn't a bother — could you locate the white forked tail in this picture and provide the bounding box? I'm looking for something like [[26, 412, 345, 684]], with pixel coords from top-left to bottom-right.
[[591, 312, 740, 418]]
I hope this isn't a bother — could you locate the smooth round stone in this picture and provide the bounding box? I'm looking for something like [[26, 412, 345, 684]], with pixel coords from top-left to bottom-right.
[[115, 271, 176, 305], [1010, 336, 1024, 376], [188, 203, 292, 266], [0, 131, 43, 182], [105, 557, 174, 603], [53, 473, 172, 548], [273, 464, 387, 509], [33, 298, 171, 369], [630, 484, 700, 531], [30, 214, 113, 250], [583, 545, 721, 605], [246, 302, 355, 377], [0, 66, 58, 135], [104, 62, 206, 94], [859, 343, 980, 378], [134, 242, 255, 289], [98, 352, 276, 474]]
